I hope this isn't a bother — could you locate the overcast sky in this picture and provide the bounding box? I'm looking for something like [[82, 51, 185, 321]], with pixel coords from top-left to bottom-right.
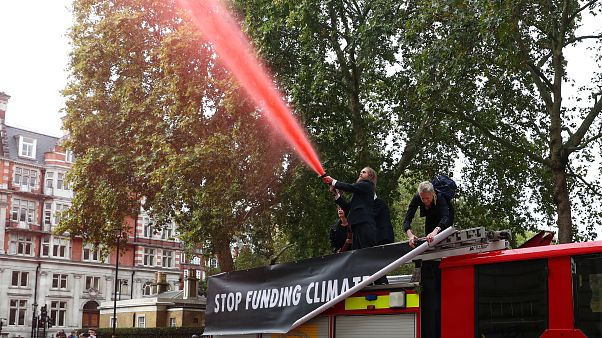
[[0, 1, 71, 136]]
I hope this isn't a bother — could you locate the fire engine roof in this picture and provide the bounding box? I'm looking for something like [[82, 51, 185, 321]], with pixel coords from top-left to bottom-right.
[[439, 240, 602, 269]]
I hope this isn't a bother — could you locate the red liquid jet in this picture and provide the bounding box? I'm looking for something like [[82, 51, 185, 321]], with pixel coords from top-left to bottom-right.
[[178, 0, 325, 176]]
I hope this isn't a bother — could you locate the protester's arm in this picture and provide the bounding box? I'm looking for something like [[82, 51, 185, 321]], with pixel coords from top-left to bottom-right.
[[333, 179, 372, 194], [403, 194, 420, 248]]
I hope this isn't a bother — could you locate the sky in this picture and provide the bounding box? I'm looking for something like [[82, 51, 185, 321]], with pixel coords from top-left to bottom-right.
[[0, 1, 71, 137], [0, 1, 600, 236]]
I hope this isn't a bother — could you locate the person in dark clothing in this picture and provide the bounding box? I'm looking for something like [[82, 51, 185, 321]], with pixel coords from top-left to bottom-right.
[[374, 196, 394, 245], [403, 181, 453, 338], [329, 207, 353, 253], [322, 167, 377, 249], [403, 181, 453, 248]]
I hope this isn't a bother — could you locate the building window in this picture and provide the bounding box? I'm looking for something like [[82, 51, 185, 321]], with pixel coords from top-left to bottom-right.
[[83, 245, 101, 262], [18, 136, 36, 159], [142, 216, 153, 238], [162, 250, 174, 268], [11, 271, 29, 287], [53, 202, 69, 225], [161, 223, 174, 240], [42, 237, 70, 259], [44, 202, 52, 227], [50, 301, 67, 327], [169, 317, 176, 327], [9, 235, 33, 256], [65, 150, 75, 163], [110, 317, 117, 328], [142, 282, 153, 296], [207, 257, 218, 268], [85, 276, 101, 290], [45, 172, 54, 189], [9, 299, 27, 326], [11, 198, 36, 223], [137, 315, 145, 328], [57, 172, 66, 190], [52, 274, 68, 289], [143, 248, 155, 266], [13, 167, 37, 187]]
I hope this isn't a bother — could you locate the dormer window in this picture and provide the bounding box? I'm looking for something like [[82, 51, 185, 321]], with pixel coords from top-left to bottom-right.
[[18, 136, 36, 159]]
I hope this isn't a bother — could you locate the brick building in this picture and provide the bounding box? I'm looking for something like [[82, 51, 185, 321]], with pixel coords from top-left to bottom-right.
[[0, 92, 206, 338]]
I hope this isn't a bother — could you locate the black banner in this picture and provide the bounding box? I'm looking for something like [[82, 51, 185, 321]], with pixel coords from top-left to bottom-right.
[[204, 242, 413, 335]]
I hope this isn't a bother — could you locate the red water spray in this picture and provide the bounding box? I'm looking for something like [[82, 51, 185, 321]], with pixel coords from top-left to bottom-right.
[[178, 0, 325, 176]]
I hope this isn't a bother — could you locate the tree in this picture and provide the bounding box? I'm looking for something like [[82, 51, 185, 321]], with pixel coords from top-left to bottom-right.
[[404, 0, 602, 242], [234, 0, 462, 257], [60, 0, 286, 271]]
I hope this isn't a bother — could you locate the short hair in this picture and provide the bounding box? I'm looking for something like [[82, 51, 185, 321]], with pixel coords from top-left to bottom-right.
[[417, 181, 437, 204]]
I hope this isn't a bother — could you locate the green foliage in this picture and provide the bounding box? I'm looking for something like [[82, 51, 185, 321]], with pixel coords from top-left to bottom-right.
[[61, 0, 286, 271], [403, 0, 602, 242]]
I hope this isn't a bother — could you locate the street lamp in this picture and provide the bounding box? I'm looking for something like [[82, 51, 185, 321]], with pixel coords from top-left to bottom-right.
[[112, 234, 122, 338]]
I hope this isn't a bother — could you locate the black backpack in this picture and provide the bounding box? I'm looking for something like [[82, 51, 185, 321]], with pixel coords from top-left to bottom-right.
[[432, 175, 457, 201]]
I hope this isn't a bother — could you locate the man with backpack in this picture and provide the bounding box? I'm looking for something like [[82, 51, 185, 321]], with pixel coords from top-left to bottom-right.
[[403, 178, 455, 248]]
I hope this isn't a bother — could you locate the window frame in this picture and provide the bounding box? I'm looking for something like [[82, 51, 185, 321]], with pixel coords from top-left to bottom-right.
[[11, 271, 29, 287], [50, 300, 68, 327], [18, 136, 36, 159], [143, 248, 156, 267], [51, 273, 69, 290], [9, 299, 28, 326]]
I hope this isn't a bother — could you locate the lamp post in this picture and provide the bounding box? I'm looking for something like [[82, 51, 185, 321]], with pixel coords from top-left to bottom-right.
[[112, 235, 120, 338]]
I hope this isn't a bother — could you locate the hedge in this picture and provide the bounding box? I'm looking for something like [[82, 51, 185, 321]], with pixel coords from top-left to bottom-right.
[[74, 326, 203, 338]]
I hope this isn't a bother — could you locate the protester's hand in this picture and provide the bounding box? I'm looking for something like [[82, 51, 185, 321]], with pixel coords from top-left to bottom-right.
[[408, 234, 417, 248], [426, 228, 439, 243], [322, 176, 333, 185]]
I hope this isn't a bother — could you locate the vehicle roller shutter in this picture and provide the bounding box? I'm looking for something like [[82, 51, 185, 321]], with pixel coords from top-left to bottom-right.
[[279, 316, 330, 338], [335, 314, 415, 338]]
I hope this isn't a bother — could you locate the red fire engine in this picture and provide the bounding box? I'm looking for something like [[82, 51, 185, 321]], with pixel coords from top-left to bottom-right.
[[205, 229, 601, 338]]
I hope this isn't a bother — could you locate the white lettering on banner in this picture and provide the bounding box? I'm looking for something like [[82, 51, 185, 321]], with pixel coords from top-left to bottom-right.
[[292, 285, 302, 305], [214, 276, 369, 313], [306, 282, 314, 304], [325, 279, 338, 301]]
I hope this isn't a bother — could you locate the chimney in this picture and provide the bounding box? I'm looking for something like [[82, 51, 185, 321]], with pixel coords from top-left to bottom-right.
[[154, 271, 170, 294], [0, 92, 10, 122], [183, 269, 199, 300]]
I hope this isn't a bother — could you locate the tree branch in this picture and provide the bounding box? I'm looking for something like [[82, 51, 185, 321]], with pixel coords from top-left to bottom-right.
[[454, 110, 548, 165], [564, 34, 602, 46], [565, 94, 602, 150], [567, 0, 598, 25], [567, 163, 602, 198]]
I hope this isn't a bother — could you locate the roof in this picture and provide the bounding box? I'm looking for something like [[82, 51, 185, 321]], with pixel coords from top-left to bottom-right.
[[2, 125, 60, 165], [439, 240, 602, 268]]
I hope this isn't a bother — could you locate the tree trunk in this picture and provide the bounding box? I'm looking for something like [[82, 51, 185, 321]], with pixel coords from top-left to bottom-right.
[[552, 165, 573, 243], [214, 238, 234, 273]]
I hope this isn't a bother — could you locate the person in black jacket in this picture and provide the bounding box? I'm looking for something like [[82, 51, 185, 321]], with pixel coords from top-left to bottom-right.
[[322, 167, 377, 249], [374, 196, 394, 245], [403, 181, 453, 248], [329, 207, 353, 253]]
